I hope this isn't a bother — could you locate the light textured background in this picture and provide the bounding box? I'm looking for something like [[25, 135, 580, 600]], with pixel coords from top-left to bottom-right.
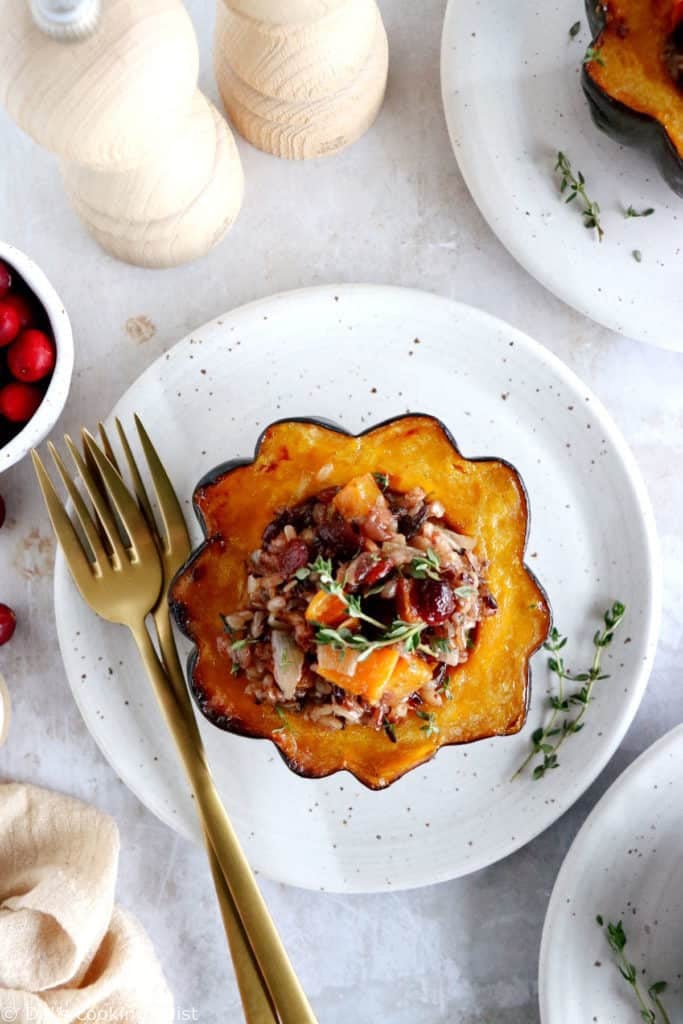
[[0, 2, 681, 1021]]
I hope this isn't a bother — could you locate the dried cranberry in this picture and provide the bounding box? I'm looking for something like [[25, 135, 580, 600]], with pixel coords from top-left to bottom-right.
[[279, 538, 309, 575], [0, 261, 11, 299], [414, 578, 456, 625], [0, 604, 16, 645], [318, 514, 360, 560], [363, 558, 394, 588]]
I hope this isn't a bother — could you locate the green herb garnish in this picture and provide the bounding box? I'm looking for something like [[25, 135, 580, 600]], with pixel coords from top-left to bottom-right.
[[555, 151, 604, 241], [315, 619, 426, 662], [230, 637, 261, 652], [633, 249, 643, 263], [407, 548, 441, 581], [597, 917, 671, 1024], [384, 721, 398, 743], [373, 472, 389, 490], [416, 710, 440, 737], [569, 20, 581, 37], [273, 705, 290, 735], [513, 601, 625, 780], [583, 45, 606, 66], [625, 205, 655, 218]]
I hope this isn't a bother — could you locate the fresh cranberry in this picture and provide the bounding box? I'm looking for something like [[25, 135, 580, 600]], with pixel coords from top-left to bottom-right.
[[0, 261, 11, 299], [0, 604, 16, 645], [0, 495, 5, 528], [0, 303, 21, 347], [3, 293, 34, 329], [0, 381, 43, 423], [7, 329, 56, 382], [279, 538, 309, 575], [414, 578, 456, 625]]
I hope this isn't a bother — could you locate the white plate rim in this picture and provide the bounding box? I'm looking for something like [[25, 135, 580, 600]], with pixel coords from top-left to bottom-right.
[[538, 723, 683, 1022], [53, 283, 662, 891], [440, 0, 683, 352]]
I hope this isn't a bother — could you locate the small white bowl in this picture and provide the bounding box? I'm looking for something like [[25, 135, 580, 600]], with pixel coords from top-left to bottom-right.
[[0, 240, 74, 473]]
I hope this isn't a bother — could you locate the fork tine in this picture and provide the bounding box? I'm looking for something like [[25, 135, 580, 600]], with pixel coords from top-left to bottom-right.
[[98, 422, 122, 475], [135, 414, 190, 552], [31, 450, 95, 584], [113, 418, 157, 540], [65, 434, 128, 567], [82, 432, 152, 560], [47, 441, 107, 569]]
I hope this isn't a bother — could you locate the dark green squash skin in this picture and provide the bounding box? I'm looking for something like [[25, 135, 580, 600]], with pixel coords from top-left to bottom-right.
[[582, 0, 683, 197]]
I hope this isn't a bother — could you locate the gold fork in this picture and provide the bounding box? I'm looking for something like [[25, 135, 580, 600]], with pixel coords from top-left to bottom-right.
[[32, 435, 318, 1024], [90, 417, 277, 1024]]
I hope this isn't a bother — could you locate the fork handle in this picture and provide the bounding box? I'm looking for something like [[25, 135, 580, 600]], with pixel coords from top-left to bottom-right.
[[153, 611, 278, 1024], [130, 622, 318, 1024]]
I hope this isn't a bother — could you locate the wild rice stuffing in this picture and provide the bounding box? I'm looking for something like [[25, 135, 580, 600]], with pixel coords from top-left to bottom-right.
[[219, 472, 497, 738]]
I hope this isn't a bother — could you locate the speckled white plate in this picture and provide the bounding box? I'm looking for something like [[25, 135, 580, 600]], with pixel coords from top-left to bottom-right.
[[441, 0, 683, 350], [539, 725, 683, 1023], [53, 285, 660, 892]]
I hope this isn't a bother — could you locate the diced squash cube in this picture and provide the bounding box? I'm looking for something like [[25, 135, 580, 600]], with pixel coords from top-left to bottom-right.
[[385, 654, 435, 703], [333, 473, 385, 521], [315, 646, 400, 705], [305, 590, 348, 626]]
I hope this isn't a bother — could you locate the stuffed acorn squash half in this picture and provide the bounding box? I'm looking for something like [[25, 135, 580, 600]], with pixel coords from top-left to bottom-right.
[[170, 415, 551, 789]]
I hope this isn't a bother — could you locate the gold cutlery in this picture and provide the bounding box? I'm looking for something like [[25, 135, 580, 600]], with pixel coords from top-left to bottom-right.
[[32, 430, 318, 1024], [91, 417, 278, 1024]]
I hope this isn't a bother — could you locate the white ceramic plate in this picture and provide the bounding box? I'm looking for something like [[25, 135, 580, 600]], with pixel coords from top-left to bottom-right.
[[441, 0, 683, 350], [53, 285, 660, 892], [539, 725, 683, 1023]]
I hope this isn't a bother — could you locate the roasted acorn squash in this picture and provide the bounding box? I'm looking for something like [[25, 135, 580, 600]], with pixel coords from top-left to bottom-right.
[[170, 415, 551, 790], [583, 0, 683, 195]]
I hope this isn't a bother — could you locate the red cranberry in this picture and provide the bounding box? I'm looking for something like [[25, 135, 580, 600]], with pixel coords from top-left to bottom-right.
[[7, 329, 56, 382], [0, 382, 43, 423], [0, 495, 4, 528], [0, 302, 21, 347], [0, 261, 11, 299], [3, 293, 33, 329], [414, 578, 456, 625], [279, 539, 309, 575], [0, 604, 16, 645], [363, 558, 394, 588]]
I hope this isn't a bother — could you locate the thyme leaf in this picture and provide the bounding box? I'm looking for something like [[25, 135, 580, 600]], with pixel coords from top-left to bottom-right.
[[416, 710, 440, 737], [625, 205, 655, 218], [584, 44, 606, 66], [569, 19, 581, 37], [407, 548, 441, 581]]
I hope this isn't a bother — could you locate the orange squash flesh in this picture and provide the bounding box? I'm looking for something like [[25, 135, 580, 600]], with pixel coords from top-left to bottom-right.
[[585, 0, 683, 157], [170, 415, 551, 790]]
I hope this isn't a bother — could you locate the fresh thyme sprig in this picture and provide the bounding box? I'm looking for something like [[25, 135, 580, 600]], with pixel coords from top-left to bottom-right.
[[315, 619, 426, 662], [555, 151, 605, 241], [513, 601, 626, 780], [597, 917, 671, 1024]]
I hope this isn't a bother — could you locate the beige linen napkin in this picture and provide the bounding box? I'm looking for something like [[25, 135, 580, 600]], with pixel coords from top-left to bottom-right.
[[0, 784, 173, 1023]]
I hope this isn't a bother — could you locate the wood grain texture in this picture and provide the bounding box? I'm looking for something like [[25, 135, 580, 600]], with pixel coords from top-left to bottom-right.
[[0, 0, 198, 170], [215, 0, 388, 159], [216, 0, 377, 102], [62, 93, 244, 268]]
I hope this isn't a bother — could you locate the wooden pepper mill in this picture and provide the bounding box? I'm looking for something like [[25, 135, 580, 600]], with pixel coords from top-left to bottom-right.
[[214, 0, 389, 160], [0, 0, 244, 268]]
